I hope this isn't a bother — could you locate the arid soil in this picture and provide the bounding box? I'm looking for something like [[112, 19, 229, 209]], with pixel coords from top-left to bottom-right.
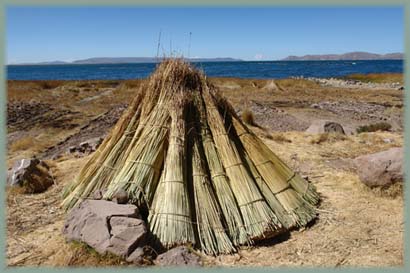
[[6, 75, 404, 267]]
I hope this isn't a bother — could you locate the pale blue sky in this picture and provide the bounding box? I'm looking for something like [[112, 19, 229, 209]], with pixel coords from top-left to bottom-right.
[[6, 7, 404, 63]]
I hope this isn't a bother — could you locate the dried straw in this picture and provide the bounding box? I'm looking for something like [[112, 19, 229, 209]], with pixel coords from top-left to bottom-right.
[[148, 94, 195, 247], [62, 59, 319, 255], [202, 87, 281, 240], [195, 93, 248, 246]]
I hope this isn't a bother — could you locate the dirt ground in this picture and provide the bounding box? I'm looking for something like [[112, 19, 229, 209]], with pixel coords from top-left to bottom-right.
[[5, 75, 404, 267]]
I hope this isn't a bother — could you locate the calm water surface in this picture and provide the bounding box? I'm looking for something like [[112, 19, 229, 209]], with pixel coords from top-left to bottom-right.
[[7, 60, 403, 80]]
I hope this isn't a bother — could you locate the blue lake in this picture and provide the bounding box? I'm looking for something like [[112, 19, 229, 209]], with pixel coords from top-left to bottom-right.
[[7, 60, 403, 80]]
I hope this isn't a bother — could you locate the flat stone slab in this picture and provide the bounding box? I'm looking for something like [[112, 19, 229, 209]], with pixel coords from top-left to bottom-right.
[[63, 200, 146, 258]]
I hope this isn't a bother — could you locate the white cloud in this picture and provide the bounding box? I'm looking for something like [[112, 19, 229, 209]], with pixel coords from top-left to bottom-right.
[[254, 54, 264, 60]]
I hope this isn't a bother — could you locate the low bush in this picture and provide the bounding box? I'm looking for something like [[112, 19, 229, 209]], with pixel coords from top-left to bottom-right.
[[241, 108, 257, 126], [356, 122, 392, 134]]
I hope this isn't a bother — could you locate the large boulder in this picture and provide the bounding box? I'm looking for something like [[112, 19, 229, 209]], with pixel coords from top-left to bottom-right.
[[155, 246, 202, 267], [306, 120, 345, 134], [7, 158, 54, 193], [62, 200, 148, 258], [354, 147, 403, 187]]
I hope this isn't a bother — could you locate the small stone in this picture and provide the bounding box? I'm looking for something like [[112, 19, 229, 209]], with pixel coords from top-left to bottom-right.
[[67, 146, 77, 154], [306, 120, 345, 135], [112, 189, 129, 204], [383, 138, 394, 144], [155, 246, 202, 267], [126, 248, 145, 264]]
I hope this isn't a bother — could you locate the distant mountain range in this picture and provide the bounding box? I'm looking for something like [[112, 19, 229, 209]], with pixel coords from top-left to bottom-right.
[[11, 57, 243, 65], [10, 52, 404, 65], [282, 52, 403, 61]]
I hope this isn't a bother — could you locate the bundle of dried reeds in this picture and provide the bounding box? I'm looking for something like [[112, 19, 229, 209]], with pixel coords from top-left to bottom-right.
[[62, 59, 319, 255], [195, 94, 248, 246], [231, 117, 319, 227], [148, 94, 195, 247], [191, 133, 235, 255], [202, 88, 281, 240]]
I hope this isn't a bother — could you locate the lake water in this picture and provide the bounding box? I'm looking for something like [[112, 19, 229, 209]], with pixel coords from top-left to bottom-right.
[[7, 60, 403, 80]]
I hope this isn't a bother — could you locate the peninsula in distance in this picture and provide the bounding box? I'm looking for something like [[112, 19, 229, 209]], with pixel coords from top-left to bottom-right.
[[9, 51, 403, 65], [282, 51, 403, 61]]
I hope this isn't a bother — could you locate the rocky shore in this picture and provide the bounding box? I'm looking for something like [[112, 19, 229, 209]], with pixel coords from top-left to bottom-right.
[[291, 76, 404, 90]]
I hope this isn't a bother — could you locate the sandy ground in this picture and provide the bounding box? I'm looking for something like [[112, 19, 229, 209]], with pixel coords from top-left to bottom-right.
[[5, 76, 404, 267]]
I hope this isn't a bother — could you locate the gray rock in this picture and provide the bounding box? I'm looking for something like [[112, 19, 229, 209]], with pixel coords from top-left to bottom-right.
[[107, 216, 147, 257], [68, 146, 77, 154], [306, 120, 345, 134], [79, 141, 90, 150], [354, 147, 403, 187], [383, 138, 394, 144], [126, 247, 145, 264], [126, 246, 156, 265], [63, 200, 146, 257], [155, 246, 202, 267], [7, 158, 54, 193], [67, 137, 104, 155]]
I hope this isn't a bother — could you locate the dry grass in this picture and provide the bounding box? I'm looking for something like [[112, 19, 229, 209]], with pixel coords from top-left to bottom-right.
[[268, 133, 292, 143], [6, 127, 403, 267], [36, 80, 64, 90], [356, 122, 392, 134], [6, 71, 404, 266], [275, 78, 320, 89], [345, 73, 403, 84], [310, 133, 348, 144], [51, 241, 127, 267], [9, 136, 35, 152]]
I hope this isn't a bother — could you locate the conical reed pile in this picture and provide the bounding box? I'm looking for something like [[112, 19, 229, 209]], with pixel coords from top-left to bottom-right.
[[62, 59, 319, 255]]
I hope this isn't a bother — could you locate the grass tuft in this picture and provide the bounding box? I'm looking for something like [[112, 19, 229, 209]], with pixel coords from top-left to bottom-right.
[[268, 133, 292, 143], [310, 133, 347, 144], [356, 122, 392, 134], [241, 108, 257, 126]]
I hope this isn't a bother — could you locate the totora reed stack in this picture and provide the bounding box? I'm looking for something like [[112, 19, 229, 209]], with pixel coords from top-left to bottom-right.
[[62, 59, 320, 255]]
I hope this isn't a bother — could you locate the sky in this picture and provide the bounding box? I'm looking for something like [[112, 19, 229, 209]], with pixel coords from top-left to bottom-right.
[[6, 7, 404, 63]]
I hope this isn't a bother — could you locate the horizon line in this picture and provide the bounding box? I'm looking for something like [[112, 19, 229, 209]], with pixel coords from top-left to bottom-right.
[[7, 51, 404, 65]]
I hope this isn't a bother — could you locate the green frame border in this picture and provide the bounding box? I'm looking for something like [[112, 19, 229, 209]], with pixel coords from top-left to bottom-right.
[[0, 1, 408, 272]]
